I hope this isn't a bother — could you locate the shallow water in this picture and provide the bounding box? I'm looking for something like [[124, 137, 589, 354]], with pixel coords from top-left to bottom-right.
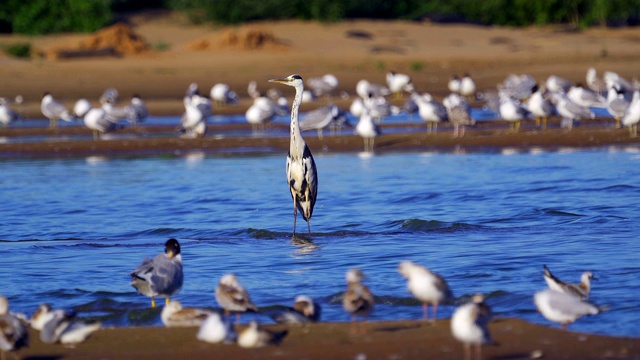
[[2, 146, 639, 337]]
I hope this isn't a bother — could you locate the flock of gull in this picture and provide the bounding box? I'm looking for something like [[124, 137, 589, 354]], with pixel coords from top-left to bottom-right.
[[0, 71, 621, 359], [1, 237, 605, 359], [2, 67, 640, 149]]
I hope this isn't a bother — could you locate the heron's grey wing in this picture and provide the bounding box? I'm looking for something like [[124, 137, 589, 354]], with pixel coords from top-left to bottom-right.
[[302, 146, 318, 218], [149, 255, 183, 295]]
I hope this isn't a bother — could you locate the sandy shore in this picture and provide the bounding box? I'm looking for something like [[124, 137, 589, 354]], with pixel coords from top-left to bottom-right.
[[16, 318, 640, 360]]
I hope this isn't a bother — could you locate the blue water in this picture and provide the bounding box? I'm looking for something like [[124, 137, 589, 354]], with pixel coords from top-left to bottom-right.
[[1, 145, 639, 337]]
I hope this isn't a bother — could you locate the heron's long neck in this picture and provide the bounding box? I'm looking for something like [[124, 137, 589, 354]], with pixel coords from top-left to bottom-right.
[[290, 84, 305, 157]]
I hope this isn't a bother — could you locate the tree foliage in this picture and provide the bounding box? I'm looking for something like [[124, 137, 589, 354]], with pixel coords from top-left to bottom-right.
[[2, 0, 639, 35]]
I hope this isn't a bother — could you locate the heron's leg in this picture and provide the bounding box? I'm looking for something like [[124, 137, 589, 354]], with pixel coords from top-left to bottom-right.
[[292, 201, 298, 236]]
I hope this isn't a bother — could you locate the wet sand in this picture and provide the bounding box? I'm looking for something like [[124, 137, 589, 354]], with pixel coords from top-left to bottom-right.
[[16, 318, 639, 360]]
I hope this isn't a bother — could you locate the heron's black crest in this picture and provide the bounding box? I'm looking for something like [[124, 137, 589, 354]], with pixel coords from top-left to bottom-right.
[[290, 74, 303, 80]]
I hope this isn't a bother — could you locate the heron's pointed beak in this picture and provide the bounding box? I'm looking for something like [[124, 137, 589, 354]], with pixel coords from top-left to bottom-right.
[[269, 78, 288, 85]]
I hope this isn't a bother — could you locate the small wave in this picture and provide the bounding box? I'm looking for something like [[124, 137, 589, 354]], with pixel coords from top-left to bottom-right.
[[389, 218, 482, 233]]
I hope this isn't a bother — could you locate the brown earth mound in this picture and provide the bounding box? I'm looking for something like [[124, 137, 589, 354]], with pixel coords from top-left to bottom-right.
[[187, 28, 288, 51], [44, 23, 148, 60]]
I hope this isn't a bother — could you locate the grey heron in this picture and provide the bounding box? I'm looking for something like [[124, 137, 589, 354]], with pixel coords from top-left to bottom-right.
[[269, 74, 318, 237]]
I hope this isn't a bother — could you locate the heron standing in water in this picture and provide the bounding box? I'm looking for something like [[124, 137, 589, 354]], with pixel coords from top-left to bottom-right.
[[269, 75, 318, 237]]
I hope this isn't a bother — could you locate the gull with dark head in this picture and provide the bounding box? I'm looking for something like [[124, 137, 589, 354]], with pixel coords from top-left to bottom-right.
[[343, 268, 374, 334], [527, 85, 554, 129], [534, 288, 606, 330], [398, 261, 453, 321], [543, 265, 595, 300], [451, 294, 493, 360], [215, 274, 257, 322], [269, 74, 318, 237], [130, 238, 183, 308], [272, 295, 321, 324], [238, 320, 288, 348]]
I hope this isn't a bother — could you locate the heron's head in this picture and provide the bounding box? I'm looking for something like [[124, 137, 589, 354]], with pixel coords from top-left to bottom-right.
[[269, 74, 303, 87]]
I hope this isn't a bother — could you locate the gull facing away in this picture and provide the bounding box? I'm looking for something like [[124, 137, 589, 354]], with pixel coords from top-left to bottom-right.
[[307, 74, 339, 98], [460, 73, 477, 101], [130, 238, 183, 308], [607, 86, 630, 128], [551, 93, 594, 130], [161, 300, 214, 327], [126, 94, 149, 126], [543, 265, 595, 300], [343, 268, 374, 334], [73, 98, 92, 119], [0, 297, 29, 360], [451, 294, 493, 360], [197, 312, 237, 344], [272, 295, 321, 324], [238, 320, 288, 348], [448, 75, 461, 94], [269, 74, 318, 238], [498, 92, 530, 133], [534, 288, 606, 330], [398, 261, 454, 321], [215, 274, 258, 322], [180, 83, 211, 138], [41, 92, 74, 129]]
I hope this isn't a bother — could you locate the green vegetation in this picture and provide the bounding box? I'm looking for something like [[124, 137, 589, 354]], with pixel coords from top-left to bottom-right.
[[2, 42, 31, 58], [0, 0, 639, 35], [410, 60, 424, 72]]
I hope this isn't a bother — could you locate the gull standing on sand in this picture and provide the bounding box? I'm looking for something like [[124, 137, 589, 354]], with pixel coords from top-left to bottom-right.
[[413, 92, 447, 133], [444, 93, 475, 138], [355, 109, 380, 153], [180, 83, 211, 138], [0, 98, 20, 128], [356, 79, 390, 99], [534, 288, 606, 330], [460, 73, 477, 101], [451, 294, 493, 360], [272, 295, 321, 324], [210, 83, 238, 108], [126, 94, 149, 126], [83, 105, 119, 140], [73, 98, 92, 119], [386, 71, 413, 98], [551, 92, 594, 130], [269, 74, 318, 237], [546, 75, 573, 94], [499, 92, 530, 133], [197, 312, 237, 344], [448, 75, 461, 94], [41, 92, 74, 128], [586, 68, 607, 94], [543, 265, 595, 300], [130, 238, 183, 308], [398, 261, 454, 321], [622, 90, 640, 137], [0, 296, 29, 360], [607, 86, 630, 128], [238, 320, 288, 348], [500, 74, 536, 100], [527, 85, 554, 129], [245, 95, 280, 132], [307, 74, 339, 98], [343, 268, 374, 334], [215, 274, 258, 321], [300, 103, 341, 139], [568, 84, 604, 108], [161, 300, 214, 327]]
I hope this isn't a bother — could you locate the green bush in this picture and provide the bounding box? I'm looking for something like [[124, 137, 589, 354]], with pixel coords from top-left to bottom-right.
[[2, 42, 31, 58], [4, 0, 113, 35]]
